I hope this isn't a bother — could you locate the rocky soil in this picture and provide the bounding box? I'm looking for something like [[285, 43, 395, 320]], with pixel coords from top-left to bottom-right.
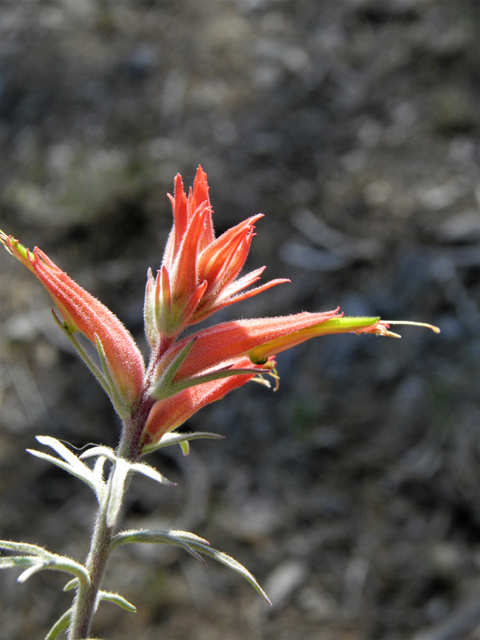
[[1, 1, 479, 639]]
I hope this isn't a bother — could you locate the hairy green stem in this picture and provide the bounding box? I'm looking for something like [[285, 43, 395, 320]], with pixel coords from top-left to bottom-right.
[[67, 473, 115, 639], [117, 395, 155, 462], [67, 405, 148, 638], [67, 386, 154, 638]]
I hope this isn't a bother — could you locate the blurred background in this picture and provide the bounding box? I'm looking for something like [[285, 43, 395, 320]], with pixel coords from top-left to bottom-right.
[[1, 1, 479, 639]]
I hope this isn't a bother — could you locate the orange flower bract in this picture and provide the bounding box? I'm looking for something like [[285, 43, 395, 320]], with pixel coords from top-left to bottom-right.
[[1, 167, 439, 457], [0, 232, 145, 408], [144, 166, 288, 342]]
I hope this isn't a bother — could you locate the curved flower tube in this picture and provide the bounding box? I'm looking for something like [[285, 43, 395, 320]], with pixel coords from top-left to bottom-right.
[[150, 309, 394, 389], [0, 232, 145, 410]]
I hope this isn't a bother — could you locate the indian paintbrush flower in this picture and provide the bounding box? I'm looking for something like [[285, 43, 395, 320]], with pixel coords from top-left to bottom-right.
[[0, 166, 439, 458], [0, 167, 440, 638]]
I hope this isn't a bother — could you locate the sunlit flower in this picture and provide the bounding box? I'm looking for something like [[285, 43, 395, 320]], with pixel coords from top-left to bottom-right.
[[1, 167, 439, 459], [0, 231, 145, 411], [144, 166, 288, 344], [140, 311, 402, 452], [151, 309, 392, 389], [140, 356, 272, 452]]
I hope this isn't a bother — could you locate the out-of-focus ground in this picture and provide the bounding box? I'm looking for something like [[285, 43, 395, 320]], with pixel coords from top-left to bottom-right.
[[1, 1, 479, 639]]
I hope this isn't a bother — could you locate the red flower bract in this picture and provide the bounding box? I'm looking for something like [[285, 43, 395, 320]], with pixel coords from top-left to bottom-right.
[[144, 166, 288, 343], [1, 168, 439, 457], [140, 356, 267, 451], [0, 232, 145, 409]]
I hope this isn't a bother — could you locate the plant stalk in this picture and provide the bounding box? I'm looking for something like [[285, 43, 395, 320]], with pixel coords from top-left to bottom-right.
[[67, 471, 115, 640], [67, 404, 147, 639]]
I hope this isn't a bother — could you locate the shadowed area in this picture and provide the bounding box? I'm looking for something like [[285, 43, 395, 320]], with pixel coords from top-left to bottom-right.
[[1, 1, 479, 639]]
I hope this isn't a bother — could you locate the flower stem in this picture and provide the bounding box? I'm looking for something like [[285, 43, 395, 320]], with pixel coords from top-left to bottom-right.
[[67, 405, 149, 639], [67, 472, 115, 639]]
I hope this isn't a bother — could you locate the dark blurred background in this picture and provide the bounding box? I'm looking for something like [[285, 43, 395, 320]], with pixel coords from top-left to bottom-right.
[[1, 1, 480, 639]]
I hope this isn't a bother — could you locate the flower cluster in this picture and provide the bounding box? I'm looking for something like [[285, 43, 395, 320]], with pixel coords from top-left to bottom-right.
[[0, 167, 439, 459]]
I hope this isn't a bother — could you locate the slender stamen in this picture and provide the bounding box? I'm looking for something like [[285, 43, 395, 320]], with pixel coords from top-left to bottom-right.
[[374, 323, 401, 338], [252, 367, 280, 391], [384, 321, 440, 333]]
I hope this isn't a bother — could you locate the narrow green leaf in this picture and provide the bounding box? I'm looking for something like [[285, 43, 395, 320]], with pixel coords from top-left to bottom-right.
[[163, 366, 263, 400], [95, 334, 130, 420], [63, 578, 78, 591], [106, 458, 130, 528], [0, 542, 90, 586], [167, 530, 210, 545], [18, 562, 46, 582], [144, 268, 158, 349], [45, 608, 72, 640], [52, 311, 110, 398], [185, 541, 272, 605], [79, 445, 116, 462], [22, 556, 90, 586], [0, 556, 41, 570], [27, 448, 105, 504], [110, 529, 206, 564], [93, 456, 108, 486], [179, 441, 190, 456], [149, 338, 197, 400], [140, 431, 224, 456], [35, 436, 86, 469], [98, 590, 137, 613], [0, 540, 49, 557], [79, 446, 113, 490], [129, 461, 176, 487], [109, 528, 271, 604]]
